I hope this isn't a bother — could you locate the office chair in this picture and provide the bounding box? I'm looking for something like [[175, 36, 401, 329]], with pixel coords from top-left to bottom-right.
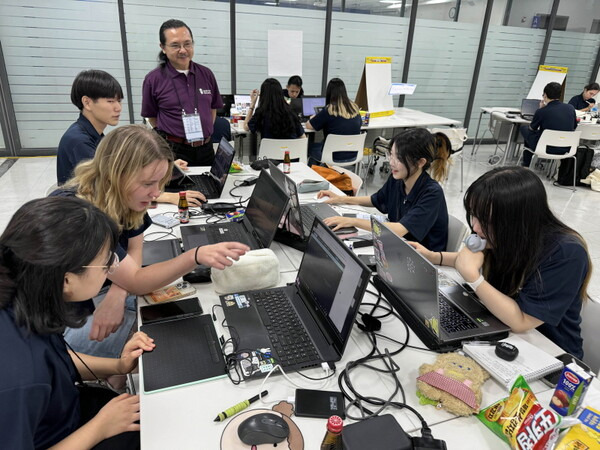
[[446, 215, 470, 252], [319, 133, 367, 173], [258, 138, 308, 164]]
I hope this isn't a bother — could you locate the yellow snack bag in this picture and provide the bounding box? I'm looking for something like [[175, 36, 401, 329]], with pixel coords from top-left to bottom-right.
[[555, 407, 600, 450]]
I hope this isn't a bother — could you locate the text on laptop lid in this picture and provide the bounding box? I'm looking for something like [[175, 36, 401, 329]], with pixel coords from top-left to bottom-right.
[[295, 218, 370, 354], [371, 217, 442, 338], [244, 169, 290, 247]]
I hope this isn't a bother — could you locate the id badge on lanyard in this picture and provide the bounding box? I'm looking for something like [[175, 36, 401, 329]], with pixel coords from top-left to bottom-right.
[[182, 109, 204, 142]]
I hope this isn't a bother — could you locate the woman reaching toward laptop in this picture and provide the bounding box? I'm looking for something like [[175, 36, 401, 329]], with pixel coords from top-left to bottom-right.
[[316, 128, 451, 252], [411, 166, 591, 358], [51, 125, 249, 358]]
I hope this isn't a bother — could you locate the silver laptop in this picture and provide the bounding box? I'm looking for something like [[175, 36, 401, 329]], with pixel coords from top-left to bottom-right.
[[520, 98, 541, 121]]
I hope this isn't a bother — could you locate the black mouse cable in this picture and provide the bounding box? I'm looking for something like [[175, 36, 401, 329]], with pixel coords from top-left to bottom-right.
[[294, 366, 336, 381], [229, 182, 251, 207]]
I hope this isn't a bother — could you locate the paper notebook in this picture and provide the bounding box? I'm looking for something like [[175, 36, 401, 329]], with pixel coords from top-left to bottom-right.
[[462, 335, 563, 390]]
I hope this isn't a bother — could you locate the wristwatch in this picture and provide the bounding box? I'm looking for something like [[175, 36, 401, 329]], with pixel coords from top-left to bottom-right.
[[466, 274, 485, 292]]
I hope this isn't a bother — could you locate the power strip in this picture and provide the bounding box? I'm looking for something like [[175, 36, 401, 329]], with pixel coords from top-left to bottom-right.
[[152, 215, 180, 228]]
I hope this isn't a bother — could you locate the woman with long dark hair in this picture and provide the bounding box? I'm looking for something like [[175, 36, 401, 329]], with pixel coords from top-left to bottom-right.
[[243, 78, 305, 139], [412, 166, 591, 358], [317, 128, 451, 251], [306, 77, 362, 162], [0, 196, 155, 448]]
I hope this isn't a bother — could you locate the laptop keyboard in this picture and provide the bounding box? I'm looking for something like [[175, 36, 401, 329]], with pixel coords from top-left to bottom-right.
[[187, 175, 218, 197], [252, 290, 321, 368], [299, 206, 316, 234], [438, 294, 478, 334], [207, 225, 253, 247]]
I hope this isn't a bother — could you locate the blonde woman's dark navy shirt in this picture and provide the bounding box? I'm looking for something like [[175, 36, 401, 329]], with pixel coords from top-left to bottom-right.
[[370, 171, 448, 251], [0, 308, 80, 449]]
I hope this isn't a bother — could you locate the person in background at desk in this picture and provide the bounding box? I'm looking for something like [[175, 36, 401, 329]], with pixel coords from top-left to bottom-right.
[[142, 19, 223, 166], [0, 196, 155, 449], [59, 70, 205, 207], [568, 82, 599, 112], [283, 75, 304, 99], [317, 128, 450, 251], [306, 77, 361, 163], [412, 167, 591, 359], [52, 125, 248, 359], [520, 81, 577, 168], [244, 78, 306, 139]]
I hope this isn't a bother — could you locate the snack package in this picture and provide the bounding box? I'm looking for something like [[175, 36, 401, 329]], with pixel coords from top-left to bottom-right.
[[555, 407, 600, 450], [478, 375, 562, 449]]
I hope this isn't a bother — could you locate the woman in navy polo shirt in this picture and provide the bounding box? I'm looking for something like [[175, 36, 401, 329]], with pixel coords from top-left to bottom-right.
[[244, 78, 306, 139], [283, 75, 304, 99], [0, 196, 155, 449], [317, 128, 450, 252], [53, 125, 248, 358], [412, 167, 591, 358], [568, 83, 599, 112], [306, 78, 362, 163]]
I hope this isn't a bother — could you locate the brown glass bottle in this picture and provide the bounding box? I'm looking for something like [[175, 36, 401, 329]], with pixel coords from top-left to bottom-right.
[[283, 150, 291, 174], [320, 415, 343, 450], [178, 191, 189, 224]]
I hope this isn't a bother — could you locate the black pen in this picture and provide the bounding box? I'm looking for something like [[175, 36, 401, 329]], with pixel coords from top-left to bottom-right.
[[213, 390, 268, 422]]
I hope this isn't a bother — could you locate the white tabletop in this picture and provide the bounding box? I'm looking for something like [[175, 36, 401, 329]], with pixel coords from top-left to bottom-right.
[[139, 163, 562, 450]]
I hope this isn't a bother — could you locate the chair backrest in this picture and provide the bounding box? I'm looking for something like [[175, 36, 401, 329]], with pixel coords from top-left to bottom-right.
[[446, 214, 470, 252], [534, 130, 581, 158], [321, 133, 367, 167], [578, 123, 600, 141], [331, 165, 363, 195], [258, 138, 308, 164], [581, 298, 600, 374]]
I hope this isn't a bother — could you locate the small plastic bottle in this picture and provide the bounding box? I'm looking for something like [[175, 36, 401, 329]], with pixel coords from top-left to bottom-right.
[[178, 191, 189, 224], [283, 150, 291, 174], [320, 415, 343, 450]]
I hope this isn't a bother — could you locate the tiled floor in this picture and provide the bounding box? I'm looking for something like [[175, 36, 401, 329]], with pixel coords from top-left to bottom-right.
[[0, 145, 598, 300]]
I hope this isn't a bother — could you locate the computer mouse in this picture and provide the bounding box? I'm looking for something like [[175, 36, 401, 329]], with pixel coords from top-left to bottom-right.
[[237, 412, 290, 445]]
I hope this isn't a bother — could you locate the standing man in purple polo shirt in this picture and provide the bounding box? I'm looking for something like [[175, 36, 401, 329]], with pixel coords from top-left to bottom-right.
[[142, 19, 223, 166]]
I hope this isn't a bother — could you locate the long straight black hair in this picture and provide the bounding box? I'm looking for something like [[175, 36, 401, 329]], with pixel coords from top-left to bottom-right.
[[253, 78, 301, 139], [464, 166, 591, 298], [0, 197, 118, 334], [157, 19, 194, 67]]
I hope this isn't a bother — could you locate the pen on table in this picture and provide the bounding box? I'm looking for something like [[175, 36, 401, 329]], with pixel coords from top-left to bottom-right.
[[214, 390, 268, 422]]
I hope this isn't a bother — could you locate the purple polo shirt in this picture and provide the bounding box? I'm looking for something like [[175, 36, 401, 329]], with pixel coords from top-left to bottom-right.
[[142, 61, 223, 139]]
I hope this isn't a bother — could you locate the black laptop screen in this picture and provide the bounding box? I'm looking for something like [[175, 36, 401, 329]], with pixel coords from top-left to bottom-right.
[[210, 138, 235, 187], [296, 219, 369, 353], [245, 170, 289, 247], [372, 218, 441, 337], [268, 161, 305, 238]]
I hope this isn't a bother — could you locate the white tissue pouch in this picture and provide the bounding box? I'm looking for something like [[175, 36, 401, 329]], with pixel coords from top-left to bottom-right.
[[211, 249, 280, 294]]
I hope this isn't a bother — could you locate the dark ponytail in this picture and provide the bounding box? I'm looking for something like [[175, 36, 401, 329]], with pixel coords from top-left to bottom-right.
[[157, 19, 194, 67]]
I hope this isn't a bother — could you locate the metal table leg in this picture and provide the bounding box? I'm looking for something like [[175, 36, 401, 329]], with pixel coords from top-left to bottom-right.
[[470, 109, 485, 156]]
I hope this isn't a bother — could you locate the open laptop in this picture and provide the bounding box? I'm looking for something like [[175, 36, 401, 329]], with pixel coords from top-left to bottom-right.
[[180, 169, 289, 250], [520, 98, 541, 121], [301, 96, 326, 121], [220, 217, 371, 379], [370, 218, 509, 352], [234, 94, 252, 115], [168, 137, 235, 199], [268, 161, 358, 247]]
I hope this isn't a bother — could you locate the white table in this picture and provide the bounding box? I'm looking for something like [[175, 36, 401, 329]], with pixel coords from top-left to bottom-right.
[[139, 163, 562, 450]]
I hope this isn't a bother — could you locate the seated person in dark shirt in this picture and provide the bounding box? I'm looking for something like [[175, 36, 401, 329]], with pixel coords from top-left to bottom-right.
[[568, 82, 599, 112], [306, 78, 362, 163], [520, 81, 577, 167], [283, 75, 304, 99], [212, 116, 232, 145], [316, 128, 450, 252], [244, 78, 306, 139], [57, 69, 123, 185], [0, 196, 156, 449], [52, 125, 249, 358], [57, 70, 206, 207], [411, 167, 591, 359]]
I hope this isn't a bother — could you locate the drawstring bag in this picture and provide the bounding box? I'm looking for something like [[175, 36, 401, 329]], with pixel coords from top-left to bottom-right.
[[310, 164, 353, 196], [211, 249, 280, 294]]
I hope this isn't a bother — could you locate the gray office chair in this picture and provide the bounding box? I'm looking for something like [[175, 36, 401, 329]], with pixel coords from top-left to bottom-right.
[[581, 298, 600, 375], [447, 214, 470, 252]]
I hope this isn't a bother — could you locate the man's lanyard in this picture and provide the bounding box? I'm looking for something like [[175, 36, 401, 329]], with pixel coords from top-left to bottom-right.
[[170, 72, 204, 142], [170, 72, 199, 115]]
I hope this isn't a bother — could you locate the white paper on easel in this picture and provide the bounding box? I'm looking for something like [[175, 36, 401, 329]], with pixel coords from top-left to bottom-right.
[[527, 65, 567, 99], [365, 57, 394, 116], [268, 30, 302, 77]]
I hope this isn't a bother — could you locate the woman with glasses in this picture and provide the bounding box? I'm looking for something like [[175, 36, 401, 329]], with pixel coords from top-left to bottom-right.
[[316, 128, 451, 251], [0, 196, 155, 449], [142, 19, 223, 166], [410, 167, 591, 358], [51, 125, 248, 358]]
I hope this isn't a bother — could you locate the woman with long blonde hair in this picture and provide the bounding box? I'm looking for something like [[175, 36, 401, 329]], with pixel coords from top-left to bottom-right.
[[53, 125, 248, 357]]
